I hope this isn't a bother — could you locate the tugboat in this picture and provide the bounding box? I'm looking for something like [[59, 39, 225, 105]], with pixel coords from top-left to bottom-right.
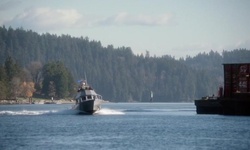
[[73, 80, 104, 114]]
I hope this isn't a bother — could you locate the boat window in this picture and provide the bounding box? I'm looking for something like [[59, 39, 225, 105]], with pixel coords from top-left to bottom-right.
[[82, 96, 86, 100], [87, 96, 92, 99]]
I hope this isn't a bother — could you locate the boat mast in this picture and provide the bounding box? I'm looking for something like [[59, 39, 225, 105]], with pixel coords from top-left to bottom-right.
[[84, 72, 88, 85]]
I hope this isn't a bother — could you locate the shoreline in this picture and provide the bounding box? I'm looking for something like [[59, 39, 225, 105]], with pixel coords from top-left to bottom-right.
[[0, 99, 75, 105]]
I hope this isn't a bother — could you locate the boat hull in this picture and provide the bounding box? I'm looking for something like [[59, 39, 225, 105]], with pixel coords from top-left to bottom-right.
[[194, 99, 222, 114], [195, 98, 250, 116], [75, 99, 102, 114]]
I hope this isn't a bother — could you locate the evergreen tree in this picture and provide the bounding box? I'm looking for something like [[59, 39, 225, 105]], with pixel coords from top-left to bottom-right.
[[4, 56, 21, 82], [0, 66, 8, 99], [42, 61, 75, 98], [3, 56, 23, 99]]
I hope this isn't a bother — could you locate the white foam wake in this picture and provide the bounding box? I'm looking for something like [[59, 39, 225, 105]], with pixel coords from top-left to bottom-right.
[[0, 110, 58, 116], [96, 108, 124, 115], [0, 107, 123, 116]]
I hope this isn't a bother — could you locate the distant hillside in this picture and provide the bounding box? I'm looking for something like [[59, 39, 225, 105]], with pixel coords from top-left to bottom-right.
[[1, 26, 250, 102]]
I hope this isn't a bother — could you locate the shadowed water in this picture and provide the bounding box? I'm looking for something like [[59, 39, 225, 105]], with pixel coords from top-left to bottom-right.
[[0, 103, 250, 150]]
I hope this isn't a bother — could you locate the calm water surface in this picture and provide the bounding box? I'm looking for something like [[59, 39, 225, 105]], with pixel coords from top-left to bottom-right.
[[0, 103, 250, 150]]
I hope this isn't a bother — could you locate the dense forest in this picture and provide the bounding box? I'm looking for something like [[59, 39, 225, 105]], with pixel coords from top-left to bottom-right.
[[0, 56, 75, 100], [1, 26, 250, 102]]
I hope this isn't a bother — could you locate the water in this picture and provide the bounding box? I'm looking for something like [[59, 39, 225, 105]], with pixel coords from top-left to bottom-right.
[[1, 103, 250, 150]]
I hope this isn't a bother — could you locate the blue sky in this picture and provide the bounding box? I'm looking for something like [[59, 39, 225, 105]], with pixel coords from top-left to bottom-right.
[[0, 0, 250, 58]]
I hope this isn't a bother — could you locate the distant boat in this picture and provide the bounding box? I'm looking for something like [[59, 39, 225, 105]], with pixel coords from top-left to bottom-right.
[[72, 80, 104, 114], [150, 91, 153, 102]]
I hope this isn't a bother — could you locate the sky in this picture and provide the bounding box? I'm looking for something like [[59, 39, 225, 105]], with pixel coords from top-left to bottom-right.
[[0, 0, 250, 58]]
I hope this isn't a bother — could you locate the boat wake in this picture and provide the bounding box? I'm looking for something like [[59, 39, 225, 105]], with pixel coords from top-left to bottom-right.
[[0, 110, 58, 116], [0, 109, 79, 116], [0, 108, 124, 116], [96, 108, 125, 115]]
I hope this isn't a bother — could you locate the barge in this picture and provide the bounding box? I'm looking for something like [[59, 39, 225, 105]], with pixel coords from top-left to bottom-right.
[[195, 63, 250, 116]]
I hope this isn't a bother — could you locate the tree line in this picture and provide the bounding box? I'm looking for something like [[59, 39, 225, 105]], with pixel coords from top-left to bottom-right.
[[0, 56, 75, 100], [1, 26, 250, 102]]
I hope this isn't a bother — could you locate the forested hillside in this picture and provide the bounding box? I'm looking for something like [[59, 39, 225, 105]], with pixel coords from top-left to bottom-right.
[[1, 26, 250, 102]]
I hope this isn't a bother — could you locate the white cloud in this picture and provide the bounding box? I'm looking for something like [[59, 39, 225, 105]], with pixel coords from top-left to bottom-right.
[[235, 40, 250, 49], [99, 12, 174, 26], [3, 7, 174, 32], [169, 40, 250, 59], [5, 7, 82, 31]]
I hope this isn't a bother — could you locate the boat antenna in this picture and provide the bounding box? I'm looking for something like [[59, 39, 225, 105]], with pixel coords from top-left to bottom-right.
[[85, 72, 88, 84]]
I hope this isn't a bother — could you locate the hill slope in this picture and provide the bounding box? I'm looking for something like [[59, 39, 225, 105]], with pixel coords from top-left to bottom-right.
[[1, 26, 249, 102]]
